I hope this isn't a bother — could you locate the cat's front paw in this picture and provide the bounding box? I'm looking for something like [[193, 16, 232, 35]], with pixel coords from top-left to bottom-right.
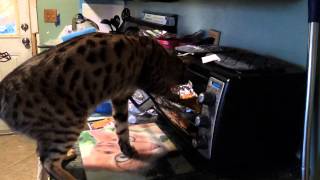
[[119, 141, 137, 158]]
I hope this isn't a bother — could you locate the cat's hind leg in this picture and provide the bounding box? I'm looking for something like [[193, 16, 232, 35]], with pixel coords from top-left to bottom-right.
[[112, 98, 136, 157], [37, 135, 78, 180]]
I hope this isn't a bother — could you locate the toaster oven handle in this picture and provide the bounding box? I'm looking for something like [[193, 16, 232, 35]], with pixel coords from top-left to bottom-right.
[[302, 0, 320, 179]]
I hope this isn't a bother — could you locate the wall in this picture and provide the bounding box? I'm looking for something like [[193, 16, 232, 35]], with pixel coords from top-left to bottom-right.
[[126, 0, 309, 67], [82, 0, 125, 32], [36, 0, 309, 66], [37, 0, 80, 44], [37, 0, 124, 45]]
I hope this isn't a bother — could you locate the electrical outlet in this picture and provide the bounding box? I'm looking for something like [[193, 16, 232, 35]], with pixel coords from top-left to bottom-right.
[[208, 29, 221, 46], [44, 9, 58, 23]]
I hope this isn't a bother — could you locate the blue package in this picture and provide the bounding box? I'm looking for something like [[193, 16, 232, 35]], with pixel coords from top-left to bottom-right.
[[95, 101, 112, 115]]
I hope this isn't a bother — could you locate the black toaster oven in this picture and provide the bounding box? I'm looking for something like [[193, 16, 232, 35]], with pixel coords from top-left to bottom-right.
[[151, 47, 306, 173]]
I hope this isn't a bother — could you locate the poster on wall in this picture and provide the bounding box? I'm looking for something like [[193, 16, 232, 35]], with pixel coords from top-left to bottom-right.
[[0, 0, 18, 35]]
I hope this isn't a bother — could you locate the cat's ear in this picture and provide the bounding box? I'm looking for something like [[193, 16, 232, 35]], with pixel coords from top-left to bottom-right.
[[138, 36, 152, 47], [146, 43, 153, 51], [177, 55, 192, 66], [143, 36, 156, 51], [178, 55, 196, 66]]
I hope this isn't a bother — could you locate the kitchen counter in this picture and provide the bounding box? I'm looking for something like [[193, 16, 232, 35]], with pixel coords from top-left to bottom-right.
[[59, 117, 300, 180]]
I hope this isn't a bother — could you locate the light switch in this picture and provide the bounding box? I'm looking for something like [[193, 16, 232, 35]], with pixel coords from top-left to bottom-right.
[[44, 9, 57, 23]]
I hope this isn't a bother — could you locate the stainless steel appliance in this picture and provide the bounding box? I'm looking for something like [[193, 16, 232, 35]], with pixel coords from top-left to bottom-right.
[[152, 47, 306, 174]]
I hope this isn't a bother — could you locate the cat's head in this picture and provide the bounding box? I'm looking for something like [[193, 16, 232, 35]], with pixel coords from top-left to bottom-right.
[[166, 55, 188, 87]]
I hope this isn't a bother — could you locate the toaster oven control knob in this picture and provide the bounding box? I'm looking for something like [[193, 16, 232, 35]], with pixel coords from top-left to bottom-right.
[[192, 137, 208, 149], [195, 115, 211, 127], [198, 92, 216, 106]]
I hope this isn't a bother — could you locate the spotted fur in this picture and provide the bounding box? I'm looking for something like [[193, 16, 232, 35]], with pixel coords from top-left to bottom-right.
[[0, 32, 186, 180]]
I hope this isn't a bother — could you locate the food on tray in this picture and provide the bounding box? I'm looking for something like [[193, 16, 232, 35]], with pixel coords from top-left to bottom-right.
[[168, 81, 201, 113], [171, 81, 197, 100]]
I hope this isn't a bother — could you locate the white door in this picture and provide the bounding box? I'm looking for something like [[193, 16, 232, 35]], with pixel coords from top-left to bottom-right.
[[0, 0, 32, 80], [0, 0, 33, 131]]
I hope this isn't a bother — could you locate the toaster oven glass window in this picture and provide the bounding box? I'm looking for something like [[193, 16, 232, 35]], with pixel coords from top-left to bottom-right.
[[155, 81, 202, 137]]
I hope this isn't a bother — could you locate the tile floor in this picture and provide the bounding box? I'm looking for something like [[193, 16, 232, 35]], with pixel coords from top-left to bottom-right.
[[0, 133, 38, 180], [0, 119, 10, 131]]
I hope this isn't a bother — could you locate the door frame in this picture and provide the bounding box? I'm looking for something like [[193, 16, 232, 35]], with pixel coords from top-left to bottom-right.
[[29, 0, 39, 55]]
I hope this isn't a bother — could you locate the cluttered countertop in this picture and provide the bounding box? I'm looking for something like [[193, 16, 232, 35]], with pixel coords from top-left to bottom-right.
[[60, 90, 300, 180], [61, 100, 194, 180], [66, 123, 299, 180]]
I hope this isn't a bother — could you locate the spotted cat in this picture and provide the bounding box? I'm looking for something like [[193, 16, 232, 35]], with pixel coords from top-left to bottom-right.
[[0, 32, 186, 180]]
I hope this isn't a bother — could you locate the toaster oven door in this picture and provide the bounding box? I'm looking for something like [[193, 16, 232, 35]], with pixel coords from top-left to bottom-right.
[[153, 68, 209, 138], [152, 67, 228, 160]]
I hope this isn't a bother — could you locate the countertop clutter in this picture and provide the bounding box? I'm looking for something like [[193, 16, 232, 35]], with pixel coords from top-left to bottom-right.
[[62, 88, 300, 179], [63, 117, 299, 180]]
